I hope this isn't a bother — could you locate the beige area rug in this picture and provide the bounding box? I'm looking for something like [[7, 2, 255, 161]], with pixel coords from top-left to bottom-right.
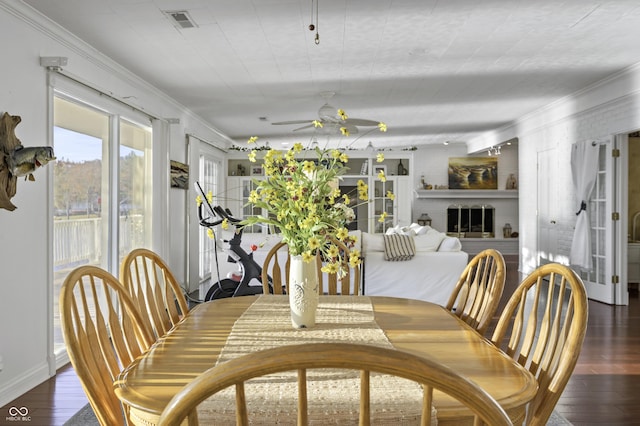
[[197, 295, 432, 425], [63, 403, 574, 426]]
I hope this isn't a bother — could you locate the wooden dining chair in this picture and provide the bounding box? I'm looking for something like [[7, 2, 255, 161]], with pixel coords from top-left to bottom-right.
[[120, 248, 189, 339], [261, 241, 290, 295], [60, 265, 155, 426], [490, 263, 588, 426], [156, 342, 513, 426], [261, 236, 362, 295], [445, 248, 506, 335]]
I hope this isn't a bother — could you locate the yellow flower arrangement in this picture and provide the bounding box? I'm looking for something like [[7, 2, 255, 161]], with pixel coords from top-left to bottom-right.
[[240, 111, 389, 273]]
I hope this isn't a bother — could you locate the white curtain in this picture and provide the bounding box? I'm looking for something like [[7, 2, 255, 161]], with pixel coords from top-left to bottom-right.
[[569, 141, 599, 269]]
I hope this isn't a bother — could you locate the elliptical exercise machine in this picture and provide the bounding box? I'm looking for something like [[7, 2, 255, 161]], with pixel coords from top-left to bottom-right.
[[195, 182, 274, 301]]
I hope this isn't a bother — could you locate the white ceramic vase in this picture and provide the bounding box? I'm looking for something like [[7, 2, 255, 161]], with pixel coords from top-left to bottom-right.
[[288, 255, 319, 328]]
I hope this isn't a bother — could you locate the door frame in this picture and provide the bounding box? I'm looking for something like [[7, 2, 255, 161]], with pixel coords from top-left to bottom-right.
[[616, 133, 630, 305]]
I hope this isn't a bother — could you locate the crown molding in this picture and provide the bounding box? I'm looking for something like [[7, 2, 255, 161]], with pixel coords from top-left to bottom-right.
[[0, 0, 233, 146]]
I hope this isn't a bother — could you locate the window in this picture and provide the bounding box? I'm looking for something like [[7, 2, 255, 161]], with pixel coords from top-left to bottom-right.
[[198, 153, 221, 282]]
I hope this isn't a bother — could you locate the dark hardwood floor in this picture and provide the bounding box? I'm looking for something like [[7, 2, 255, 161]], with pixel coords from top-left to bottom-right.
[[499, 256, 640, 426], [557, 296, 640, 426], [2, 256, 640, 425], [0, 363, 88, 426]]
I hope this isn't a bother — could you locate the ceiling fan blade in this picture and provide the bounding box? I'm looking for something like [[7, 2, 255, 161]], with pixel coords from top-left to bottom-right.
[[343, 125, 359, 134], [344, 118, 379, 126], [292, 124, 315, 132], [325, 122, 359, 135], [272, 120, 314, 125]]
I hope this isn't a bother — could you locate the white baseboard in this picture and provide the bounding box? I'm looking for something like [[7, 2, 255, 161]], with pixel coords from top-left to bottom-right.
[[56, 351, 70, 370], [0, 362, 50, 409]]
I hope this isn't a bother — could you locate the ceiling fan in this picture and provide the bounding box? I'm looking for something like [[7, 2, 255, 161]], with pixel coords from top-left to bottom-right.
[[271, 91, 379, 134]]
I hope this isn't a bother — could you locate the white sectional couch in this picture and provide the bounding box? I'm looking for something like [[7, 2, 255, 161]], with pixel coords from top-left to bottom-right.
[[210, 226, 468, 306]]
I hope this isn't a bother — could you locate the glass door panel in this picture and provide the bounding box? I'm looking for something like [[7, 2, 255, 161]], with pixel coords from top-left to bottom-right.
[[52, 96, 110, 355], [199, 154, 220, 281], [373, 179, 395, 233], [118, 118, 152, 266], [579, 140, 623, 304]]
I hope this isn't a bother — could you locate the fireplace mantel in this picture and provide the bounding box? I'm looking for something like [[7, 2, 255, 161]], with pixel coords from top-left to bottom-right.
[[414, 189, 518, 199]]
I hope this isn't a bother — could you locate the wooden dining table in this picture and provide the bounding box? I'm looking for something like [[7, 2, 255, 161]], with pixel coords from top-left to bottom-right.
[[114, 295, 537, 425]]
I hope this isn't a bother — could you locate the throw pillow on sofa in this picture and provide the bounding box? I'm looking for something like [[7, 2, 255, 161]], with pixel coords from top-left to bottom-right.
[[383, 233, 416, 261], [414, 229, 447, 252], [385, 223, 431, 236], [437, 236, 462, 252], [362, 232, 385, 252]]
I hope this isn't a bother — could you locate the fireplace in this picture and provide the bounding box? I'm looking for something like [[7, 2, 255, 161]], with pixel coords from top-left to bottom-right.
[[447, 204, 495, 238]]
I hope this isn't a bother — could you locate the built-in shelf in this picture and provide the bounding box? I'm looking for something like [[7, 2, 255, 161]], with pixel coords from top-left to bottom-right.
[[415, 189, 518, 199]]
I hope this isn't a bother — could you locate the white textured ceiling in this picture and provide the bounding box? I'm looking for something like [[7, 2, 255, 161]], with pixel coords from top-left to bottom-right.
[[22, 0, 640, 149]]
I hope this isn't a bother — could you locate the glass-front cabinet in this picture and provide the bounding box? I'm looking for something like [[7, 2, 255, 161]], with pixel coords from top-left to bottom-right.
[[373, 178, 395, 233], [225, 151, 413, 234], [367, 154, 412, 233], [370, 175, 412, 233]]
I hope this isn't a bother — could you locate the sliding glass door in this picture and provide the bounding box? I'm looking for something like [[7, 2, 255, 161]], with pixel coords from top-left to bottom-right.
[[52, 94, 153, 360]]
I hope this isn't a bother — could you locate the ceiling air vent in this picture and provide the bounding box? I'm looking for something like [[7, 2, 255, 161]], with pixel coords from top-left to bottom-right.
[[164, 10, 197, 29]]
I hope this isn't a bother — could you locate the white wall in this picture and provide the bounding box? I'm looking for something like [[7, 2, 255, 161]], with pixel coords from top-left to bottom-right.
[[469, 64, 640, 276], [0, 2, 230, 407]]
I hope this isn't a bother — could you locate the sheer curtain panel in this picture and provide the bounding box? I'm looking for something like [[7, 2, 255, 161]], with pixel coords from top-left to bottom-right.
[[569, 141, 599, 269]]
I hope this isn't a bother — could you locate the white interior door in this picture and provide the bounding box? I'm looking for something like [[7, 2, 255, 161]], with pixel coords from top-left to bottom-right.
[[537, 148, 559, 265], [577, 137, 627, 305]]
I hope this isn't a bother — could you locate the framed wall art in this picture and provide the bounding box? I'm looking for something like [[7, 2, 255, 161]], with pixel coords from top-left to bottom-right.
[[170, 160, 189, 189], [448, 157, 498, 190]]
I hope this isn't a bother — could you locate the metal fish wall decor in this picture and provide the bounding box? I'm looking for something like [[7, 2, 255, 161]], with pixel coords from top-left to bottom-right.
[[0, 112, 56, 211]]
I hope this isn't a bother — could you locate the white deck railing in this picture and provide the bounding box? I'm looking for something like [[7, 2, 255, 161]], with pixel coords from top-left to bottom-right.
[[53, 215, 144, 267]]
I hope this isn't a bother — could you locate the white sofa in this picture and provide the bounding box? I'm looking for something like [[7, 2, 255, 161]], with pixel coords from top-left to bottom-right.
[[210, 226, 468, 306], [358, 228, 468, 306]]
